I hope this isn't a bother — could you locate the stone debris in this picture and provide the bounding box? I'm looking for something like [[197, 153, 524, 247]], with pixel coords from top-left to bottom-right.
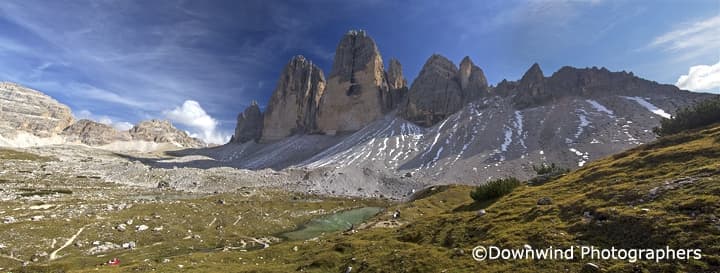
[[87, 242, 122, 255]]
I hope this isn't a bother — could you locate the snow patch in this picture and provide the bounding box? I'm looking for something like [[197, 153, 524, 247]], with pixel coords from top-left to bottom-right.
[[574, 109, 590, 139], [514, 111, 526, 149], [621, 96, 672, 119], [586, 99, 615, 117]]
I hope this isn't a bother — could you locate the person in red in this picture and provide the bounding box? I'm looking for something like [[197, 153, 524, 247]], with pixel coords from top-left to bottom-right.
[[107, 258, 120, 266]]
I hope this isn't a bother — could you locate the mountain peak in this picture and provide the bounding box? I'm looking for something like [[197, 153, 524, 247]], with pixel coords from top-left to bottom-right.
[[460, 56, 474, 67], [233, 103, 263, 143], [521, 62, 544, 83], [345, 29, 367, 37], [329, 30, 380, 80], [260, 54, 326, 142], [316, 29, 391, 134], [458, 56, 488, 94]]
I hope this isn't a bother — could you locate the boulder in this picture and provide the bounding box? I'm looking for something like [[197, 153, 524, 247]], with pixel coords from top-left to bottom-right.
[[232, 101, 263, 143], [537, 197, 553, 205]]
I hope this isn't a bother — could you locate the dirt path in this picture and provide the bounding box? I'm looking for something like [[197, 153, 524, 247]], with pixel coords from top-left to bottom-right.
[[0, 254, 25, 263], [49, 225, 87, 260]]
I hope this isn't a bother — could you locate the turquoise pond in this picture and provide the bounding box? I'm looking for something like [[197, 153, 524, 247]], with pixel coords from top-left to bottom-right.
[[281, 207, 384, 240]]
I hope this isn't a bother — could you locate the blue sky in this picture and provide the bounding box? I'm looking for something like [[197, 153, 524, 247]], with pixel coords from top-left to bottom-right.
[[1, 0, 718, 143]]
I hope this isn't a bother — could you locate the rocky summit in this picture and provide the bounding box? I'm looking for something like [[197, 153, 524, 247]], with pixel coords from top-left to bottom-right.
[[400, 54, 489, 127], [0, 83, 206, 150], [315, 30, 406, 134], [129, 120, 204, 148], [232, 101, 263, 143], [0, 82, 74, 139], [260, 56, 325, 143], [62, 119, 131, 146]]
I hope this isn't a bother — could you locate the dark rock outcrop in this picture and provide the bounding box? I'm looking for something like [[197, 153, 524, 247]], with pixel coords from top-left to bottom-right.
[[261, 56, 326, 143], [401, 55, 489, 127], [511, 63, 547, 108], [383, 58, 408, 111], [498, 64, 688, 108], [232, 101, 263, 143]]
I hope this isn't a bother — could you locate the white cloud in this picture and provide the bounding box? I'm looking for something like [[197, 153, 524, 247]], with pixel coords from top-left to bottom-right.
[[649, 15, 720, 61], [164, 100, 230, 144], [676, 61, 720, 93], [75, 109, 135, 131]]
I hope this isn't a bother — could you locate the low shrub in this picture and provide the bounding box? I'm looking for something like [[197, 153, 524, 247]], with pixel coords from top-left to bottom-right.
[[470, 177, 521, 202], [653, 96, 720, 136]]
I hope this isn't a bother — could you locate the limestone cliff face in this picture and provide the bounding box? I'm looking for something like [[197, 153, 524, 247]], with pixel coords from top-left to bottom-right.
[[62, 119, 131, 145], [234, 31, 409, 142], [232, 101, 263, 143], [401, 55, 489, 127], [316, 30, 395, 134], [260, 56, 326, 142], [0, 82, 74, 138]]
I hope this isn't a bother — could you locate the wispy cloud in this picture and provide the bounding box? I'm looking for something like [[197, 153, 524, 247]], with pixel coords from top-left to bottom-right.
[[648, 15, 720, 61], [69, 83, 158, 109]]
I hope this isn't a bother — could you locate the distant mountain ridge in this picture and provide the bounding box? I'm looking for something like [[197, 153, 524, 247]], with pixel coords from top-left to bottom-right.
[[0, 82, 205, 151]]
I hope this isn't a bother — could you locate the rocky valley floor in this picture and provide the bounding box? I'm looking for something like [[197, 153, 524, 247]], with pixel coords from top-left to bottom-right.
[[0, 147, 390, 272]]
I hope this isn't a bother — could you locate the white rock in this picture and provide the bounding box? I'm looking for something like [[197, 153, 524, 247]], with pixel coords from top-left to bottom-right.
[[28, 204, 54, 210], [116, 224, 127, 232], [122, 242, 136, 249], [31, 215, 44, 221], [137, 225, 149, 231]]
